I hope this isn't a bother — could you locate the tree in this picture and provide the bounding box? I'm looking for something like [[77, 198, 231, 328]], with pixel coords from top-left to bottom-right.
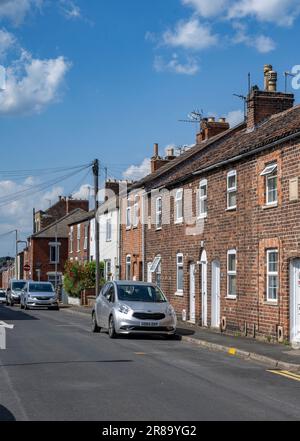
[[63, 260, 105, 298]]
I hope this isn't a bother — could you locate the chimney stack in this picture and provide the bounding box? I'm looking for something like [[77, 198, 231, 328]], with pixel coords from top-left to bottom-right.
[[247, 65, 294, 130], [150, 142, 176, 173], [197, 117, 230, 143]]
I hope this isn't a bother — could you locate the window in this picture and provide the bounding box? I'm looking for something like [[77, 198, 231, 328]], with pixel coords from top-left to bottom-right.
[[175, 189, 183, 223], [176, 253, 184, 293], [199, 179, 208, 218], [156, 260, 162, 288], [227, 171, 237, 209], [261, 163, 278, 206], [126, 255, 131, 280], [106, 218, 112, 242], [227, 250, 237, 298], [50, 244, 59, 264], [70, 226, 74, 253], [133, 195, 139, 227], [267, 250, 279, 302], [105, 259, 112, 281], [156, 197, 162, 229], [83, 225, 88, 250], [126, 198, 131, 228], [77, 224, 81, 251]]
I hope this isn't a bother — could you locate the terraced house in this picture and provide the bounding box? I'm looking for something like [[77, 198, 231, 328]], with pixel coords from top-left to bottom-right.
[[132, 65, 300, 345]]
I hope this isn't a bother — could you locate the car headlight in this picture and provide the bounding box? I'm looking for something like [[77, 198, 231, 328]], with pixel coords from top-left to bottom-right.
[[118, 304, 130, 315], [167, 305, 175, 316]]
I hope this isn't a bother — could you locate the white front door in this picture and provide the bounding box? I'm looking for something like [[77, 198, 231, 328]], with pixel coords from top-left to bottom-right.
[[189, 263, 196, 323], [201, 250, 208, 327], [211, 260, 221, 328], [290, 259, 300, 345]]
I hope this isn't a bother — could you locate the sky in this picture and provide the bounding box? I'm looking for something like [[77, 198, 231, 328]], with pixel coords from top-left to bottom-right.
[[0, 0, 300, 256]]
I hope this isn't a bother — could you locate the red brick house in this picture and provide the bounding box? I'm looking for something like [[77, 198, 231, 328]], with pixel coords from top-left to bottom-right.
[[133, 65, 300, 345], [25, 209, 89, 285], [68, 211, 94, 263]]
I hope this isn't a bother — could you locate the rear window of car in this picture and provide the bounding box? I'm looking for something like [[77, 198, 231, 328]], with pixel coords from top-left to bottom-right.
[[29, 283, 54, 293], [12, 282, 26, 291], [0, 291, 5, 297], [117, 285, 167, 303]]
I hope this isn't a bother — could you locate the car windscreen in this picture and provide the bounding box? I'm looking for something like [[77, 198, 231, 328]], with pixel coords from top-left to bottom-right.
[[12, 282, 26, 291], [0, 291, 5, 297], [29, 284, 54, 293], [117, 285, 167, 303]]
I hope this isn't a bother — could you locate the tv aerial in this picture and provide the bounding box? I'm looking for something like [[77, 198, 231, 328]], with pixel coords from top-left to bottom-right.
[[179, 108, 203, 124]]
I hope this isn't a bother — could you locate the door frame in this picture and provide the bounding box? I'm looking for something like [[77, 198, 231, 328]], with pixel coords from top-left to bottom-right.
[[200, 250, 208, 327], [211, 259, 221, 328], [189, 262, 196, 323], [290, 259, 300, 345]]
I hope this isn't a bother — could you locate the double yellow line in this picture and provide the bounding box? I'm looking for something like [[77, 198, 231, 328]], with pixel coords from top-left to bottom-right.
[[267, 370, 300, 382]]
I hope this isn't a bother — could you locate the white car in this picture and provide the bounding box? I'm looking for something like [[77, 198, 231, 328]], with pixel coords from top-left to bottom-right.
[[20, 282, 59, 310]]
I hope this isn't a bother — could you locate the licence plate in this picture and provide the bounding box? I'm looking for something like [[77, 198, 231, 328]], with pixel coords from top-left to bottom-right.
[[141, 322, 159, 327]]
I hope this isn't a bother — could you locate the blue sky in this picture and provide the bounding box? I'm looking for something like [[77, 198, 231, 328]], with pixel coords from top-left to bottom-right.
[[0, 0, 300, 256]]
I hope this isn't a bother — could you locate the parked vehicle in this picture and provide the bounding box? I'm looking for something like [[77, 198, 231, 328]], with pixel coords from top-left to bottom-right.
[[0, 289, 6, 304], [20, 282, 59, 310], [92, 281, 177, 338], [6, 279, 27, 306]]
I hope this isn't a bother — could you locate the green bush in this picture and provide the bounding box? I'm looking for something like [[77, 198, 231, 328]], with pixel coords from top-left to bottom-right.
[[63, 260, 105, 298]]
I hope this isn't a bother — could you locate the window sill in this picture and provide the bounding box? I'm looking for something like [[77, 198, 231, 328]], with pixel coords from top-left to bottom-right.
[[126, 226, 131, 231], [262, 203, 278, 210], [197, 214, 207, 220], [175, 291, 184, 297], [156, 227, 162, 231], [175, 219, 183, 225], [264, 301, 278, 306], [226, 207, 237, 212], [225, 296, 237, 300]]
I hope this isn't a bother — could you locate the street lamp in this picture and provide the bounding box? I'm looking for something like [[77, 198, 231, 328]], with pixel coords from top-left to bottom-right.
[[42, 214, 58, 292]]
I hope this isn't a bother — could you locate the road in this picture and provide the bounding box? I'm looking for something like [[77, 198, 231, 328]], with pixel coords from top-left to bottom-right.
[[0, 304, 299, 421]]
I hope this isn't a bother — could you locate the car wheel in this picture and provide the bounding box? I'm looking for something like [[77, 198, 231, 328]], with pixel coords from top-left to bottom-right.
[[108, 315, 117, 339], [91, 312, 101, 333]]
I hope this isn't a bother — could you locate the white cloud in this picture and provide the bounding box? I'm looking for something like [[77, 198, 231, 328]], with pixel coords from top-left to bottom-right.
[[232, 22, 276, 52], [225, 109, 244, 127], [182, 0, 229, 17], [0, 28, 16, 57], [123, 158, 151, 181], [228, 0, 300, 27], [154, 54, 199, 75], [72, 184, 93, 200], [163, 18, 218, 50], [0, 51, 71, 115], [0, 0, 42, 26], [60, 0, 81, 20], [253, 35, 276, 53]]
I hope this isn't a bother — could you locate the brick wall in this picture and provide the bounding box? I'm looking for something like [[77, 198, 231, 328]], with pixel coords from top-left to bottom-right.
[[68, 221, 90, 263]]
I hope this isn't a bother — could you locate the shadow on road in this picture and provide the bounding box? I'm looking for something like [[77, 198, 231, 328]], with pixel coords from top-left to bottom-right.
[[0, 405, 16, 421], [0, 359, 133, 368], [0, 305, 39, 321]]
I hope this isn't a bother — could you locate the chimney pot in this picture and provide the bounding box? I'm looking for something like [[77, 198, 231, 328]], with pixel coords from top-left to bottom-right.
[[208, 117, 215, 122], [219, 117, 226, 123], [153, 143, 159, 157], [264, 64, 273, 90], [268, 70, 277, 92]]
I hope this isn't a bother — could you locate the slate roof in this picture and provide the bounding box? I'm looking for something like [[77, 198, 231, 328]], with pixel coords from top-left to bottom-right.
[[31, 208, 88, 239], [135, 105, 300, 190]]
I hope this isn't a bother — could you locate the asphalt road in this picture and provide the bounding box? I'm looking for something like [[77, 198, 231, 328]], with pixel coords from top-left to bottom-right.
[[0, 304, 299, 421]]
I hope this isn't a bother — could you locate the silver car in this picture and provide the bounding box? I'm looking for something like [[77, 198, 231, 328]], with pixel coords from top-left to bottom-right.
[[0, 289, 6, 304], [6, 280, 27, 306], [20, 282, 59, 310], [92, 281, 177, 338]]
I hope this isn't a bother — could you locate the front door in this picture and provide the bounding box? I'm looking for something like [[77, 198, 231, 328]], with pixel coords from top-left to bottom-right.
[[211, 260, 221, 328], [201, 250, 208, 327], [290, 259, 300, 345], [189, 263, 196, 323]]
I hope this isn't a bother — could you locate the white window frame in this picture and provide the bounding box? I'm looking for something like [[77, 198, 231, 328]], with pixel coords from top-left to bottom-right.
[[176, 253, 184, 294], [70, 226, 74, 253], [126, 255, 131, 280], [175, 189, 183, 223], [227, 170, 237, 210], [83, 224, 88, 250], [50, 244, 60, 264], [156, 197, 162, 230], [126, 198, 131, 229], [133, 195, 139, 227], [106, 218, 112, 242], [77, 224, 81, 252], [261, 163, 278, 206], [227, 249, 237, 299], [266, 249, 279, 303], [199, 179, 208, 218]]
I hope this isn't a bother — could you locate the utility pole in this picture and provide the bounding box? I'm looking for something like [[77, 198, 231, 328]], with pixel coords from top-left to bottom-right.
[[15, 230, 18, 280], [93, 159, 100, 298]]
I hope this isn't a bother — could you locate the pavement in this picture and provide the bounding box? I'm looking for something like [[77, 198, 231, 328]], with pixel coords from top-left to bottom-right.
[[0, 303, 300, 421], [63, 304, 300, 373]]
